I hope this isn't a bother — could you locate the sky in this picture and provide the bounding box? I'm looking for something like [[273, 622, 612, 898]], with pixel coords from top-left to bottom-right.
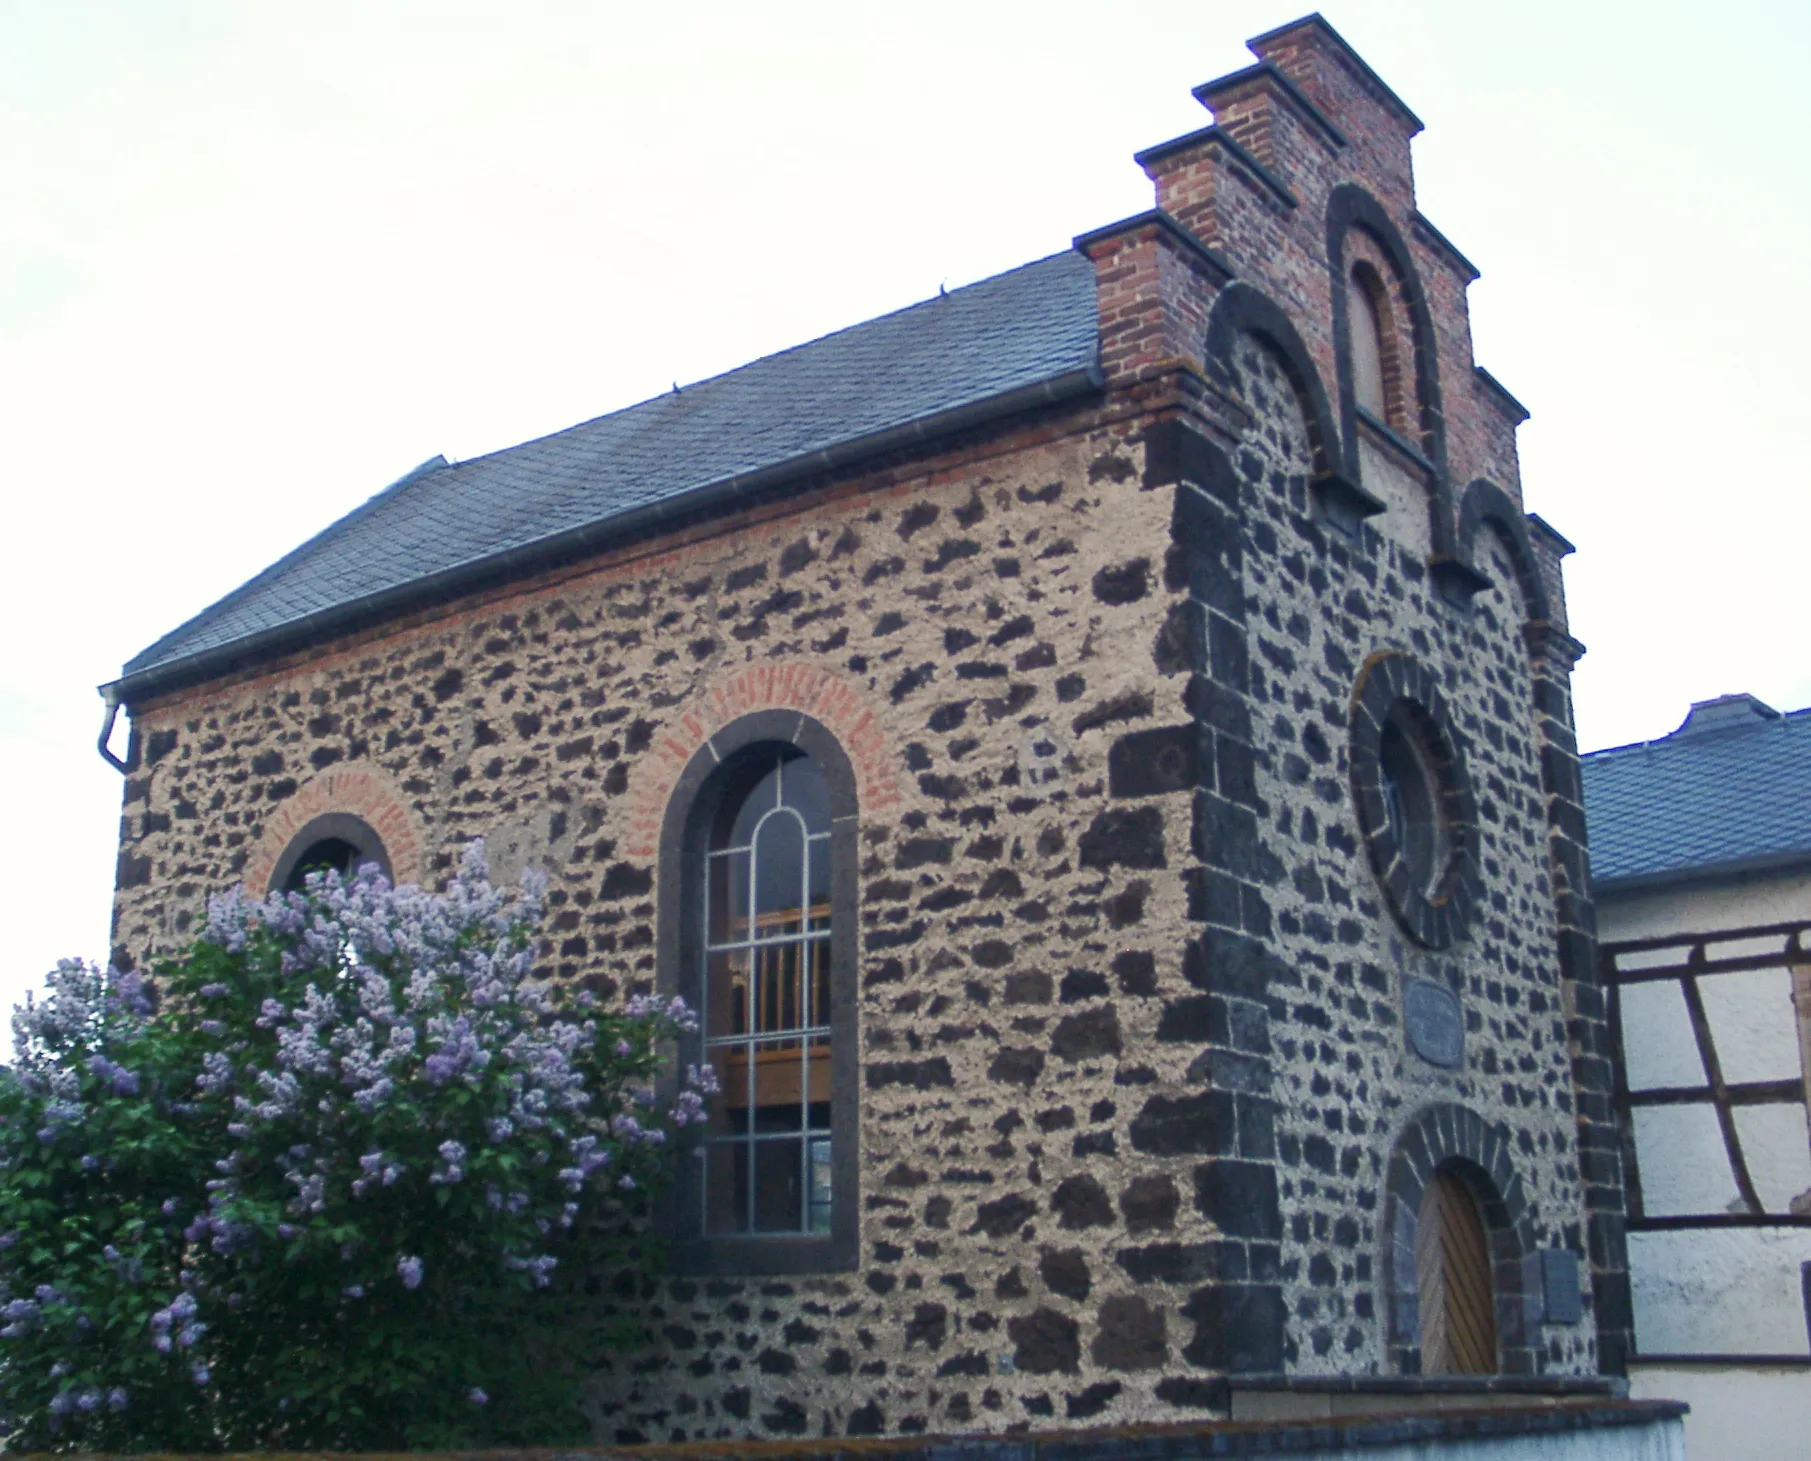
[[2, 0, 1808, 1018]]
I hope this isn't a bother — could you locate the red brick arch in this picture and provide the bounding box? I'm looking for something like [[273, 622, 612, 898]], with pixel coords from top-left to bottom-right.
[[622, 663, 901, 859], [243, 766, 427, 896]]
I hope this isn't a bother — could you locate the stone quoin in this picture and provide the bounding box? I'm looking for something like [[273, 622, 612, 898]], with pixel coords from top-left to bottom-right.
[[101, 13, 1624, 1442]]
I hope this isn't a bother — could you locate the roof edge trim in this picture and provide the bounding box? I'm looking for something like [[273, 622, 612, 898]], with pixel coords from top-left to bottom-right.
[[1411, 212, 1481, 284], [1595, 847, 1811, 896], [1245, 12, 1425, 135], [1190, 61, 1348, 155], [1073, 210, 1237, 284], [1132, 125, 1299, 211], [105, 365, 1105, 706]]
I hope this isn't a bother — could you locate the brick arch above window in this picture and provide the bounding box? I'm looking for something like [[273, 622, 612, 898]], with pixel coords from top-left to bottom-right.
[[1383, 1103, 1537, 1377], [1325, 183, 1447, 481], [623, 662, 901, 861], [243, 766, 426, 896]]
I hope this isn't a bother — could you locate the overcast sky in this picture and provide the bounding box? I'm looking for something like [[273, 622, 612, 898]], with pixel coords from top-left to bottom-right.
[[3, 0, 1808, 1015]]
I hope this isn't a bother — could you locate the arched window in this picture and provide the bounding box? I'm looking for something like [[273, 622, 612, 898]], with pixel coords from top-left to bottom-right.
[[1348, 262, 1392, 423], [1415, 1170, 1497, 1374], [270, 813, 391, 895], [661, 715, 859, 1274], [702, 751, 833, 1236]]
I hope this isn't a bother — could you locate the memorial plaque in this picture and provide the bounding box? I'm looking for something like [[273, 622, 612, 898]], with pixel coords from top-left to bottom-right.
[[1540, 1248, 1583, 1325], [1404, 978, 1464, 1068]]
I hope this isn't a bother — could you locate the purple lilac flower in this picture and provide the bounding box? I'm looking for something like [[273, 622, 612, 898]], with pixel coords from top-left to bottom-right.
[[397, 1255, 423, 1290], [199, 983, 230, 999], [191, 1364, 209, 1386], [75, 1391, 99, 1414], [467, 1387, 489, 1405]]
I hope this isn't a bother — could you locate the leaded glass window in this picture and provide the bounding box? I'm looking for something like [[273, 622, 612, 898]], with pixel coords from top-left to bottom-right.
[[698, 751, 834, 1236]]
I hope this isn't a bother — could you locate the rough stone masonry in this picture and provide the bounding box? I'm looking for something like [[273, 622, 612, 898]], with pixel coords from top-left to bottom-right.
[[102, 13, 1627, 1445]]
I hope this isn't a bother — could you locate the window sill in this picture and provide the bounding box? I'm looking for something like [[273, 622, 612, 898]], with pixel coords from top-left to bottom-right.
[[672, 1231, 858, 1278]]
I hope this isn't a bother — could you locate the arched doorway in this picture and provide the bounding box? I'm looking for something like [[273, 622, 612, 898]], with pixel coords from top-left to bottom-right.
[[1415, 1169, 1497, 1373]]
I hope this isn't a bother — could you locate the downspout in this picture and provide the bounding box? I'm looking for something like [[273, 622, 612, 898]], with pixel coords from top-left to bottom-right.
[[96, 686, 131, 773]]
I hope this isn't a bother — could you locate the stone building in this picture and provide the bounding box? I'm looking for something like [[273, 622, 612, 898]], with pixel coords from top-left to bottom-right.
[[99, 14, 1628, 1441], [1584, 693, 1811, 1459]]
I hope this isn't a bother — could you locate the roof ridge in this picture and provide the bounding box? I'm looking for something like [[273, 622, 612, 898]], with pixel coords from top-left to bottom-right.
[[1583, 702, 1811, 760]]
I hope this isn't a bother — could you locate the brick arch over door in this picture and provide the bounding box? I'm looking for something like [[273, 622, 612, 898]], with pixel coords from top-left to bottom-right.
[[623, 662, 901, 861], [1383, 1102, 1537, 1376], [243, 766, 426, 896]]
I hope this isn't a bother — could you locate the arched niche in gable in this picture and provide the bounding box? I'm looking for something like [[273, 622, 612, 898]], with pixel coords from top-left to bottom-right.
[[1325, 184, 1458, 560], [1455, 478, 1553, 634], [1204, 281, 1383, 535]]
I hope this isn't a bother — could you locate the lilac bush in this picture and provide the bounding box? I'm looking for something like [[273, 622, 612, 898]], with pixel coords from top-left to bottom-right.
[[0, 843, 709, 1449]]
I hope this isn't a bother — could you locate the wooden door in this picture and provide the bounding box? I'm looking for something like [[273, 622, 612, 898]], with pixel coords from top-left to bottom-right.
[[1416, 1171, 1497, 1374]]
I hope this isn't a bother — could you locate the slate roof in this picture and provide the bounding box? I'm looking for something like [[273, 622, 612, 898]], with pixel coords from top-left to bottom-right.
[[1581, 696, 1811, 887], [115, 250, 1102, 698]]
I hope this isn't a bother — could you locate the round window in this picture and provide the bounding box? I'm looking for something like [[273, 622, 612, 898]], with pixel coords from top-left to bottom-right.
[[1350, 654, 1477, 948]]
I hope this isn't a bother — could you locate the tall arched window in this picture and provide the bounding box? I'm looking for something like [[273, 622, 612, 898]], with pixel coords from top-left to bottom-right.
[[1416, 1170, 1498, 1373], [270, 813, 391, 895], [703, 751, 833, 1236], [660, 714, 859, 1274], [1348, 262, 1392, 423]]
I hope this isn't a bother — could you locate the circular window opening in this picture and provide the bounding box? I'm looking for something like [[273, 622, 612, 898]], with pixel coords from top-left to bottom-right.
[[1350, 654, 1476, 949], [1379, 709, 1450, 897]]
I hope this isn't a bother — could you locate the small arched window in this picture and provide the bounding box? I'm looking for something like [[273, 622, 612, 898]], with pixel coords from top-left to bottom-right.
[[270, 813, 391, 895], [662, 716, 859, 1274], [1415, 1170, 1497, 1374], [1348, 263, 1392, 423]]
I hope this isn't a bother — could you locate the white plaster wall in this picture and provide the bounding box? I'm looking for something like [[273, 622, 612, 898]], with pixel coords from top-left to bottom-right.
[[1629, 1105, 1740, 1216], [1355, 432, 1432, 559], [1618, 980, 1704, 1091], [1596, 870, 1811, 945], [1307, 1415, 1685, 1461], [1700, 967, 1803, 1083], [1630, 1227, 1811, 1355], [1632, 1362, 1810, 1461], [1601, 868, 1811, 1418]]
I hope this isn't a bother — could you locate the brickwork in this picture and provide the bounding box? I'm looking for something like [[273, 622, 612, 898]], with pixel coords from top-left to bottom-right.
[[106, 13, 1616, 1444], [240, 764, 426, 895]]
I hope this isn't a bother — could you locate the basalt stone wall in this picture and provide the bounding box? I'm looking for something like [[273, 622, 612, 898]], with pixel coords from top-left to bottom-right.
[[112, 416, 1285, 1441], [1196, 336, 1596, 1378]]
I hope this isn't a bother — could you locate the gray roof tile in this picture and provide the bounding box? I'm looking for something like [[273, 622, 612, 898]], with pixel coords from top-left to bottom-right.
[[1581, 697, 1811, 886], [120, 250, 1100, 689]]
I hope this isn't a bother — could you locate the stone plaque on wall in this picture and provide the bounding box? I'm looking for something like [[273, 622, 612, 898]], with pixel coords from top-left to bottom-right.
[[1404, 978, 1464, 1068], [1540, 1248, 1583, 1324]]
